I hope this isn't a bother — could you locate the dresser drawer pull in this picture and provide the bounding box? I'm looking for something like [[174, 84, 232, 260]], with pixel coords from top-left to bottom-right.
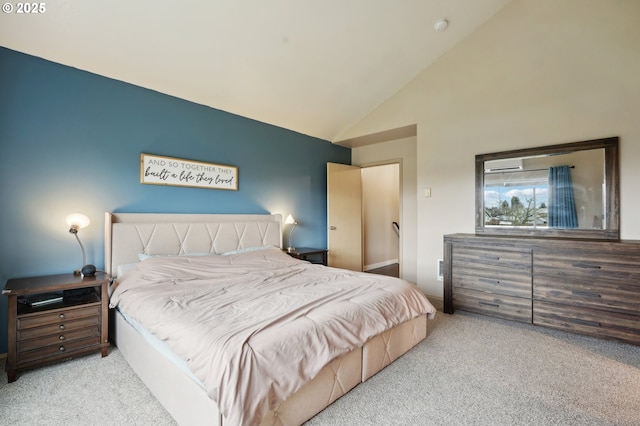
[[59, 346, 65, 352], [59, 335, 65, 341], [479, 278, 501, 285], [59, 313, 65, 319], [572, 318, 601, 327], [479, 301, 500, 308], [59, 324, 65, 330], [572, 262, 601, 269], [479, 256, 500, 261], [571, 290, 601, 298]]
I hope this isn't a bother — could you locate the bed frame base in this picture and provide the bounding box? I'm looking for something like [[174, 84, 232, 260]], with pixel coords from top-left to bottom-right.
[[113, 310, 221, 425], [112, 310, 427, 426]]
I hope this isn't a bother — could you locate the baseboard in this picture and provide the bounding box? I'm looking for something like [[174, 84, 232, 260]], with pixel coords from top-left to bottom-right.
[[364, 259, 399, 271]]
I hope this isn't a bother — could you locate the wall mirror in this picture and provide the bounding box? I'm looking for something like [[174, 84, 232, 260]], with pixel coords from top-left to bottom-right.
[[475, 137, 619, 240]]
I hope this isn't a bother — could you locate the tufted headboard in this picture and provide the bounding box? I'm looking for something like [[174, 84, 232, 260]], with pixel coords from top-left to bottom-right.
[[104, 212, 283, 276]]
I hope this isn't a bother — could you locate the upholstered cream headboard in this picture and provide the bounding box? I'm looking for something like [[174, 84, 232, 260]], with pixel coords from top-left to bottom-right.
[[104, 212, 283, 276]]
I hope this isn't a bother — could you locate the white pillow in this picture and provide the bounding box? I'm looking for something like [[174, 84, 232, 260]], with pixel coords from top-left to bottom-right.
[[221, 246, 274, 256], [138, 252, 215, 261], [116, 263, 137, 278]]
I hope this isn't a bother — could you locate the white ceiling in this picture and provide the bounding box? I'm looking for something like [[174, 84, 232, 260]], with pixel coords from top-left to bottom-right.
[[0, 0, 511, 141]]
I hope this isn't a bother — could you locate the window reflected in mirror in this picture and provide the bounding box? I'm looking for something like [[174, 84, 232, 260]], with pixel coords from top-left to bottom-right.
[[483, 149, 605, 230]]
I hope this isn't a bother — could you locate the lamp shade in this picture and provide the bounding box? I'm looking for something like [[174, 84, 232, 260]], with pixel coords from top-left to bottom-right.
[[66, 213, 90, 230], [285, 214, 297, 225]]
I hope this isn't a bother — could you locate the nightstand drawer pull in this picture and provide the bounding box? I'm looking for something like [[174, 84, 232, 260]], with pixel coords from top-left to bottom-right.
[[59, 335, 65, 341], [59, 313, 65, 319], [59, 346, 65, 352], [59, 324, 65, 330], [479, 301, 500, 308]]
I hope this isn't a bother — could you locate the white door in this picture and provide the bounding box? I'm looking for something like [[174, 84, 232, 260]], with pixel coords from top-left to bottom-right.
[[327, 163, 362, 271]]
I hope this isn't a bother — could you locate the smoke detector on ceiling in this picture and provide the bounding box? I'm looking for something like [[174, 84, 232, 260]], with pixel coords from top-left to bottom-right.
[[434, 18, 449, 32]]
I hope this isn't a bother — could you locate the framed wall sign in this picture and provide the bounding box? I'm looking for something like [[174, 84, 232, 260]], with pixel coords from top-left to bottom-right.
[[140, 153, 238, 191]]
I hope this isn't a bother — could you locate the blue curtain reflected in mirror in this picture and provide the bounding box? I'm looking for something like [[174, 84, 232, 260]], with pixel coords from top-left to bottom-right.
[[548, 165, 578, 228]]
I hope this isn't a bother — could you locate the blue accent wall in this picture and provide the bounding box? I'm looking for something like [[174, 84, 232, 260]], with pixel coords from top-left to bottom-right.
[[0, 47, 350, 354]]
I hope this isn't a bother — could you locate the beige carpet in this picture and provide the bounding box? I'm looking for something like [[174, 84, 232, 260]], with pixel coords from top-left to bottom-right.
[[1, 311, 639, 425]]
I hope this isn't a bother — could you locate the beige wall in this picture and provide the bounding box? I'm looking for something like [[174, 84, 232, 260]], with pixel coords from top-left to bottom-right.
[[338, 0, 640, 302], [362, 164, 400, 270], [352, 137, 418, 283]]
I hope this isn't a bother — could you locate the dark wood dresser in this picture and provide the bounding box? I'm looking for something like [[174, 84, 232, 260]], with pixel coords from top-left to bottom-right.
[[443, 234, 640, 345], [3, 273, 110, 382]]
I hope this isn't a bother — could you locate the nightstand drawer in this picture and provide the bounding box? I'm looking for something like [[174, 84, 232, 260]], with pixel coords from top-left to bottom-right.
[[17, 316, 101, 340], [18, 326, 100, 352], [17, 303, 101, 330], [17, 336, 102, 365]]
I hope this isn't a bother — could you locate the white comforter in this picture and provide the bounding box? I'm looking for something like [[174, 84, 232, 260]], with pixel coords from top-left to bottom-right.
[[109, 247, 436, 426]]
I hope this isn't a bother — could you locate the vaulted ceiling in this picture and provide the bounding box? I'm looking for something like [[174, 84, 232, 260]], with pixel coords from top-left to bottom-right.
[[0, 0, 511, 141]]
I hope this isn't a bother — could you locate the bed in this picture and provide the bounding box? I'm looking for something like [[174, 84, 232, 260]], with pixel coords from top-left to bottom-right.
[[105, 212, 436, 426]]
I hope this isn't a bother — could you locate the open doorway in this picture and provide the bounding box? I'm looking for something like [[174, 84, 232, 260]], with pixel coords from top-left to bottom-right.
[[362, 163, 400, 278]]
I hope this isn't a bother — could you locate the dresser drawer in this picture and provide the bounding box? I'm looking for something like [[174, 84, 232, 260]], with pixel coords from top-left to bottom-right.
[[534, 301, 640, 345], [18, 326, 100, 352], [453, 288, 532, 323], [453, 246, 532, 274], [452, 270, 531, 298], [534, 276, 640, 315], [534, 250, 640, 282], [17, 303, 101, 330], [17, 336, 102, 365]]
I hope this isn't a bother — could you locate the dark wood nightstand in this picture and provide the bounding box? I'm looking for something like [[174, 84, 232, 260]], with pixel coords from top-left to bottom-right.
[[3, 273, 110, 383], [285, 247, 328, 266]]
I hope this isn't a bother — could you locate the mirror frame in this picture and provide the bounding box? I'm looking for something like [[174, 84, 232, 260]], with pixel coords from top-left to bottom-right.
[[475, 137, 619, 240]]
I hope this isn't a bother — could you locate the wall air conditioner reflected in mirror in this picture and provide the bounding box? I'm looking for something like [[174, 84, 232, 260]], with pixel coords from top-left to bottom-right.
[[485, 158, 523, 173]]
